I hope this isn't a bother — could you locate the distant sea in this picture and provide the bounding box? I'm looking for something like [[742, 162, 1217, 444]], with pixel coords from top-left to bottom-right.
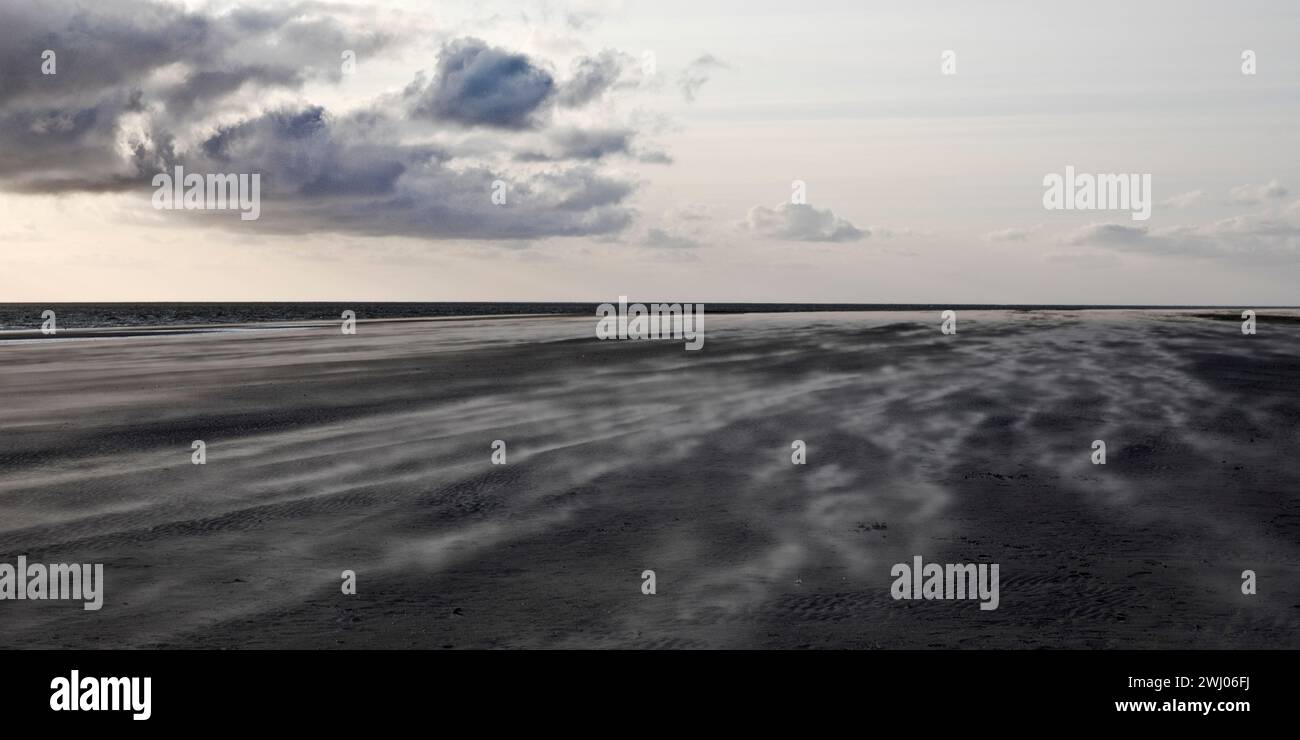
[[0, 302, 1275, 331]]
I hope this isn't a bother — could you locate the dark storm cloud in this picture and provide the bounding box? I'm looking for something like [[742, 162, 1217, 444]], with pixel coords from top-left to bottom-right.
[[0, 0, 194, 104], [249, 156, 637, 240], [0, 90, 161, 192], [514, 127, 635, 162], [181, 107, 637, 240], [406, 38, 555, 129], [0, 1, 388, 106], [161, 65, 306, 117], [0, 1, 657, 242], [197, 107, 417, 197], [0, 0, 392, 193]]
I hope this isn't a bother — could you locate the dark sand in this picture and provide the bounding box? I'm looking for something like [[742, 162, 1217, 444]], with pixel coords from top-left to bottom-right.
[[0, 310, 1297, 648]]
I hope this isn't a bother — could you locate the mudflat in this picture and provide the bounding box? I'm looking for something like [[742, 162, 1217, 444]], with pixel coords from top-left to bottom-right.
[[0, 310, 1296, 648]]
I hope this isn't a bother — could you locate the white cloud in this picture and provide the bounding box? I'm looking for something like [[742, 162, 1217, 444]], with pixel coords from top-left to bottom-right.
[[639, 204, 715, 248], [677, 54, 729, 102], [1229, 180, 1288, 206], [740, 202, 867, 243], [1160, 190, 1205, 209], [1063, 211, 1300, 261], [982, 225, 1042, 242]]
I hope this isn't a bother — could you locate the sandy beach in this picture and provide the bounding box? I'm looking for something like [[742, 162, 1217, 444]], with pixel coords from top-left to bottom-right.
[[0, 310, 1297, 649]]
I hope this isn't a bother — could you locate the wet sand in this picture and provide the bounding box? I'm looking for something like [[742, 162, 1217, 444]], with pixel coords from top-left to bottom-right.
[[0, 310, 1297, 648]]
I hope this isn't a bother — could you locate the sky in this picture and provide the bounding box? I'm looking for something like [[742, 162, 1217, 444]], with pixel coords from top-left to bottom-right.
[[2, 0, 1299, 303]]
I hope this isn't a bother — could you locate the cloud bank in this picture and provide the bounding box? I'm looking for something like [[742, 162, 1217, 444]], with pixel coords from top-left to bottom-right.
[[0, 0, 658, 242]]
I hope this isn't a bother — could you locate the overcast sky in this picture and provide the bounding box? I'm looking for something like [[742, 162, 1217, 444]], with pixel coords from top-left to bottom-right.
[[2, 0, 1299, 303]]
